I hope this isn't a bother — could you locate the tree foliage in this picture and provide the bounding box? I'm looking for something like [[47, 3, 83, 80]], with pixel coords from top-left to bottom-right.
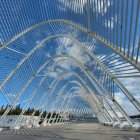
[[0, 105, 63, 118]]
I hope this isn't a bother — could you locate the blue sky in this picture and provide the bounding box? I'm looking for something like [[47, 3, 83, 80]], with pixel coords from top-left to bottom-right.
[[0, 0, 140, 116]]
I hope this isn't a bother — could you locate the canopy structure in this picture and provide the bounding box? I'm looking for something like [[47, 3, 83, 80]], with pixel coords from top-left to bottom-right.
[[0, 0, 140, 129]]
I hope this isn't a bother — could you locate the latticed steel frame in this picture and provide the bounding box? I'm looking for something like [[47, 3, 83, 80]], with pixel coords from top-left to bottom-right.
[[0, 0, 140, 129]]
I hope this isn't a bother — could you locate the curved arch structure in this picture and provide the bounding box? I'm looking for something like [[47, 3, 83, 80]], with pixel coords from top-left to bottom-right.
[[0, 0, 140, 130]]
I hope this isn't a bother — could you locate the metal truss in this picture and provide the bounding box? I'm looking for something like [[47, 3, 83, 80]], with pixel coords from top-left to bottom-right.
[[0, 35, 139, 128], [0, 0, 140, 130]]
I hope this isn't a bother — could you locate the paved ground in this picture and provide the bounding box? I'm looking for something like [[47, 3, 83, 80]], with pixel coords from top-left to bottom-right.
[[0, 123, 140, 140]]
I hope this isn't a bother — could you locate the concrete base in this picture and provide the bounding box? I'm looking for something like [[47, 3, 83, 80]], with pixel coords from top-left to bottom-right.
[[11, 126, 20, 130], [119, 121, 130, 129], [42, 123, 47, 126], [113, 122, 120, 128], [126, 127, 140, 132], [128, 123, 140, 132], [0, 128, 3, 131], [33, 124, 40, 128], [27, 125, 32, 128], [42, 120, 47, 126]]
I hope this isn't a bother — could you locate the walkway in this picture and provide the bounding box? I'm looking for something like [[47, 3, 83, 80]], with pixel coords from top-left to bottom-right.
[[0, 123, 140, 140]]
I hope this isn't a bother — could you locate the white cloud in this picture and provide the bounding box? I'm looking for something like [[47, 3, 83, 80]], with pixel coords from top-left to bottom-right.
[[115, 91, 139, 115], [105, 16, 116, 30], [46, 66, 64, 78], [115, 92, 125, 105], [0, 38, 3, 45], [48, 71, 58, 78], [105, 20, 113, 30], [108, 58, 140, 115], [45, 52, 51, 58], [55, 37, 91, 71], [58, 0, 87, 14], [57, 60, 73, 71], [58, 0, 111, 15], [94, 0, 111, 15], [118, 77, 140, 101]]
